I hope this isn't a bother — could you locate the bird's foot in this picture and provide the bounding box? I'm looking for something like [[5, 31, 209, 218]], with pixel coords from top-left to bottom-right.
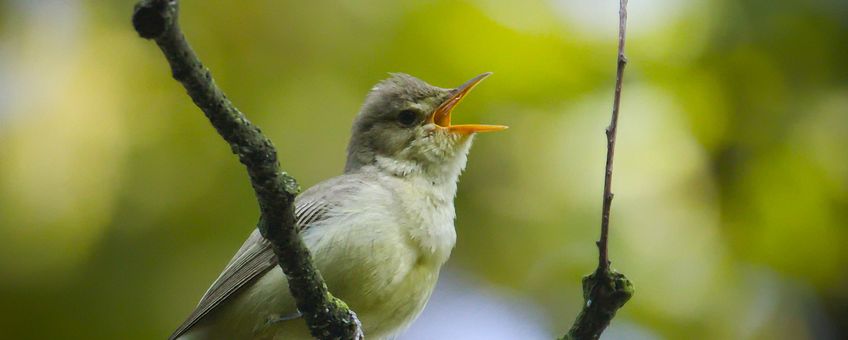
[[265, 311, 302, 325]]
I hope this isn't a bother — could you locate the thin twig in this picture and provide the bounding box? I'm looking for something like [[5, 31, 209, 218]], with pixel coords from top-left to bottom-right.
[[561, 1, 634, 339], [131, 1, 362, 339], [598, 0, 629, 273]]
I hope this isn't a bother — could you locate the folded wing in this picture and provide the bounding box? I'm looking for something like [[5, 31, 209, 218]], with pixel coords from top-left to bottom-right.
[[168, 174, 368, 340]]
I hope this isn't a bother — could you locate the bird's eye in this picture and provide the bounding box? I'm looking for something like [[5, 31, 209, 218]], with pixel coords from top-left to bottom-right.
[[397, 109, 418, 127]]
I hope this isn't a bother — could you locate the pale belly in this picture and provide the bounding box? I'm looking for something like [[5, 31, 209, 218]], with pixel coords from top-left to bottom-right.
[[350, 261, 441, 338], [182, 171, 457, 340], [183, 225, 445, 340]]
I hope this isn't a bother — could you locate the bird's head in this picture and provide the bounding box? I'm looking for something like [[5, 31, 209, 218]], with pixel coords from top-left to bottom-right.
[[345, 73, 506, 180]]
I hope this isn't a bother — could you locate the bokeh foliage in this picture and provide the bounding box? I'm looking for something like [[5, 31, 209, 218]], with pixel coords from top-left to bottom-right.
[[0, 0, 845, 339]]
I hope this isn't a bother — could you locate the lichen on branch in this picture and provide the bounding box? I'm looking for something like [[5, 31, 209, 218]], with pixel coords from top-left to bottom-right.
[[131, 1, 362, 339]]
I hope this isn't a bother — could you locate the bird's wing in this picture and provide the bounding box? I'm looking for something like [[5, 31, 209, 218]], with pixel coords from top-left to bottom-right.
[[169, 174, 368, 340]]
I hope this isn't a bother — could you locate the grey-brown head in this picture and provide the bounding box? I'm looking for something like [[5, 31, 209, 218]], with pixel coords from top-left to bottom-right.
[[344, 73, 506, 177]]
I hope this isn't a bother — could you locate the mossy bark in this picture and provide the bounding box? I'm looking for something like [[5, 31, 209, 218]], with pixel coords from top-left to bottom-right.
[[560, 269, 634, 340], [132, 1, 362, 339]]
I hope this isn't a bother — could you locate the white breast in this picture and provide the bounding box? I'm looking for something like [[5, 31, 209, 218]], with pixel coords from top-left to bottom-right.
[[185, 172, 459, 340], [301, 172, 457, 338]]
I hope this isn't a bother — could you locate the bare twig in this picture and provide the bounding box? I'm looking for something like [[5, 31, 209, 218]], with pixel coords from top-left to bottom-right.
[[598, 0, 630, 273], [561, 1, 634, 339], [131, 1, 362, 339]]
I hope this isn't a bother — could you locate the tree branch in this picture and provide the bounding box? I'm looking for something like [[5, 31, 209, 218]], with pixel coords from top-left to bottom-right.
[[561, 1, 634, 339], [131, 1, 362, 339]]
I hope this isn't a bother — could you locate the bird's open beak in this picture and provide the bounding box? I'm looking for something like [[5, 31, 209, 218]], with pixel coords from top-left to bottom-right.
[[428, 72, 508, 134]]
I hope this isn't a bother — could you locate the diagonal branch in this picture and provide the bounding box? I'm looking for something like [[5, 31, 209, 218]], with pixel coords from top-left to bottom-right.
[[131, 1, 362, 339], [561, 1, 634, 339]]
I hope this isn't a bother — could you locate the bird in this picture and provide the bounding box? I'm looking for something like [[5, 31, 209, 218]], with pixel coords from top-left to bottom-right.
[[170, 72, 507, 340]]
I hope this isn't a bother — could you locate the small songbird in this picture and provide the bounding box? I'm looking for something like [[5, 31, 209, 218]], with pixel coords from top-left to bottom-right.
[[170, 73, 507, 340]]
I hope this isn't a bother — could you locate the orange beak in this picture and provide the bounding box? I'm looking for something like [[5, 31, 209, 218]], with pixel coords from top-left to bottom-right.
[[428, 72, 508, 134]]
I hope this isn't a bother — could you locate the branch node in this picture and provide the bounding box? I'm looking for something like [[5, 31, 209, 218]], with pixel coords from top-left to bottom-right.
[[132, 0, 173, 39], [560, 270, 634, 340]]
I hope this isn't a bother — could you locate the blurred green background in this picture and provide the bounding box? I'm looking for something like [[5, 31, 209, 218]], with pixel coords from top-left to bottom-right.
[[1, 0, 846, 339]]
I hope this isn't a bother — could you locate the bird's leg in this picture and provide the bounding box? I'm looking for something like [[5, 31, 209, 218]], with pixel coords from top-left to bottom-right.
[[265, 311, 303, 325]]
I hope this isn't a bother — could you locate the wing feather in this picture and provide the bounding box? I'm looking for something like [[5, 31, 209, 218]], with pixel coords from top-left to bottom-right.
[[168, 175, 365, 340]]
